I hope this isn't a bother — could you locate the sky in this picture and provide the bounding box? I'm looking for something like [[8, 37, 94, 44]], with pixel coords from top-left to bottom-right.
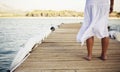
[[0, 0, 120, 12]]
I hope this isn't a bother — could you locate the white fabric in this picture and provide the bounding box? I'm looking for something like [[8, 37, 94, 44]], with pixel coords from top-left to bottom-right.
[[77, 0, 110, 45], [86, 0, 110, 5]]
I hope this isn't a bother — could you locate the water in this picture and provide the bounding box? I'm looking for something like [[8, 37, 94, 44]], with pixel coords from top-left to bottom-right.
[[108, 19, 120, 32], [0, 17, 82, 72], [0, 17, 120, 72]]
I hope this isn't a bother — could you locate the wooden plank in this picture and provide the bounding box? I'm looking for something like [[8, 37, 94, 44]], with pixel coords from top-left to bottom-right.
[[15, 61, 120, 70], [15, 23, 120, 72], [15, 69, 76, 72]]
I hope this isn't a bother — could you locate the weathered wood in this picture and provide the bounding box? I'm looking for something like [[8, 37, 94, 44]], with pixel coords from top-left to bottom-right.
[[15, 23, 120, 72]]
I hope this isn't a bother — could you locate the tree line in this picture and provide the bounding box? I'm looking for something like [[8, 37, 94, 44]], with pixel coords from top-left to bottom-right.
[[25, 10, 84, 17], [26, 10, 120, 17], [0, 10, 120, 17]]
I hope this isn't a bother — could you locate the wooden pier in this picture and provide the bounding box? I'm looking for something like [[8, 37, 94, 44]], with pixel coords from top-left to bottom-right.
[[15, 23, 120, 72]]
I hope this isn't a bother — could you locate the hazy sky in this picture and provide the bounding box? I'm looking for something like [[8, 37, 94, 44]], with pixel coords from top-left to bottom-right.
[[0, 0, 120, 11]]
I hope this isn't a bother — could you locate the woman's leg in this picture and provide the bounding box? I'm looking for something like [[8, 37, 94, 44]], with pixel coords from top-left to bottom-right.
[[101, 37, 109, 60], [86, 36, 94, 60]]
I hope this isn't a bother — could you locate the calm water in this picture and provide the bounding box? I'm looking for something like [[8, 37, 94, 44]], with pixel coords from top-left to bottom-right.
[[0, 17, 120, 72]]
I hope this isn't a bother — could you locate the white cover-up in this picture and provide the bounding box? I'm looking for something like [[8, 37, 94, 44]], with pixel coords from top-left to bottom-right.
[[77, 0, 110, 45]]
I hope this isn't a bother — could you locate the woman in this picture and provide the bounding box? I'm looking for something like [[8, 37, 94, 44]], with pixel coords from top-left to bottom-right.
[[77, 0, 114, 60]]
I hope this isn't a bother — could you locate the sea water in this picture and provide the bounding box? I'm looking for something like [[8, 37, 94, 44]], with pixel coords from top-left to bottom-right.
[[0, 17, 82, 72], [0, 17, 119, 72]]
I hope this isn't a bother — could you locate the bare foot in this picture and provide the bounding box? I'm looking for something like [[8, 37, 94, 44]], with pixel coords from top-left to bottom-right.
[[84, 56, 92, 61], [100, 55, 107, 60], [101, 56, 107, 60]]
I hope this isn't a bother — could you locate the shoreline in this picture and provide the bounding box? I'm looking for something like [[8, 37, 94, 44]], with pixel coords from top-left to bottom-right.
[[0, 17, 84, 19], [0, 17, 120, 19]]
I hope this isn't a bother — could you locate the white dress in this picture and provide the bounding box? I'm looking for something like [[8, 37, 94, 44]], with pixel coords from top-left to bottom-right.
[[77, 0, 110, 45]]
